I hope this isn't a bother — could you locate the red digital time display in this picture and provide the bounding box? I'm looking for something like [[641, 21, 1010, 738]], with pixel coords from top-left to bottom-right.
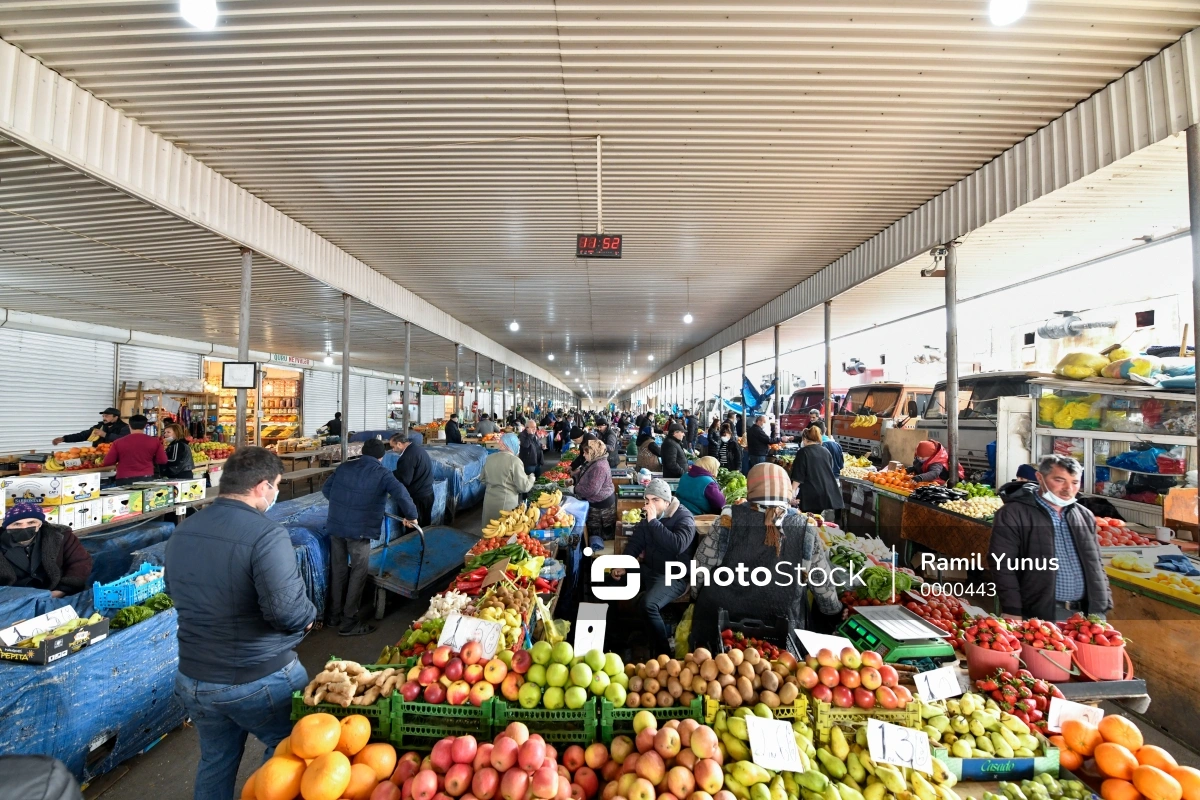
[[576, 233, 623, 259]]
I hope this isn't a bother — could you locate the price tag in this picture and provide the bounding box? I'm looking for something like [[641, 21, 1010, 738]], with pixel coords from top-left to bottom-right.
[[793, 630, 856, 657], [437, 613, 504, 659], [481, 557, 511, 589], [506, 534, 518, 545], [963, 604, 991, 619], [1046, 697, 1104, 733], [744, 715, 806, 772], [867, 719, 933, 775], [913, 665, 969, 702], [574, 603, 608, 655]]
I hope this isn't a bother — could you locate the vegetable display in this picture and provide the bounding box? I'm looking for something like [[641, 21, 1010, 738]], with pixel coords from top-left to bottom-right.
[[858, 566, 912, 600], [302, 659, 402, 707], [109, 592, 174, 630], [829, 545, 866, 572], [717, 468, 747, 502]]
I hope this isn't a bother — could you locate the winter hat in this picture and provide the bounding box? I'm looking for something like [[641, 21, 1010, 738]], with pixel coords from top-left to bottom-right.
[[645, 479, 672, 502], [668, 423, 685, 435], [3, 503, 46, 529]]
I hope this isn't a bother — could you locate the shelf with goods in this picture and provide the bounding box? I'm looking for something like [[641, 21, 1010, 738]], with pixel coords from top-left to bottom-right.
[[259, 370, 303, 444], [1030, 379, 1196, 527], [204, 360, 258, 444], [116, 380, 214, 440]]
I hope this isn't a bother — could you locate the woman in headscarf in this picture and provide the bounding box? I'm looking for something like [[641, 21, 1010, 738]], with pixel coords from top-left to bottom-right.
[[691, 463, 842, 649], [676, 455, 726, 515], [572, 434, 616, 551], [481, 432, 536, 525], [790, 425, 845, 516], [636, 433, 663, 472]]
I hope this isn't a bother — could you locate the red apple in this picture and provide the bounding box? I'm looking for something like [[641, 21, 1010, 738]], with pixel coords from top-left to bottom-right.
[[875, 686, 899, 709], [795, 666, 819, 689], [860, 651, 884, 669], [402, 680, 423, 701], [500, 769, 529, 800], [831, 686, 854, 708], [444, 658, 465, 682], [810, 684, 833, 704], [636, 752, 666, 785], [419, 666, 443, 687], [500, 673, 524, 702], [414, 771, 440, 800], [432, 645, 454, 668], [484, 659, 508, 685], [893, 685, 913, 707], [446, 680, 471, 706], [562, 746, 586, 772], [490, 736, 519, 772], [816, 648, 841, 668], [464, 664, 485, 685], [445, 764, 474, 797], [693, 760, 723, 796], [373, 782, 403, 800], [472, 744, 493, 773], [667, 767, 695, 799], [853, 688, 876, 710], [519, 739, 548, 772], [858, 666, 881, 691], [574, 767, 600, 799], [531, 767, 560, 800], [452, 736, 478, 765], [635, 728, 656, 754], [472, 769, 500, 800], [461, 641, 484, 666], [431, 740, 456, 773], [817, 666, 840, 688], [584, 743, 609, 770], [469, 681, 495, 707], [423, 651, 435, 667], [878, 664, 899, 688], [506, 723, 530, 745], [838, 668, 861, 689], [511, 650, 533, 674], [654, 728, 681, 759], [424, 683, 447, 704]]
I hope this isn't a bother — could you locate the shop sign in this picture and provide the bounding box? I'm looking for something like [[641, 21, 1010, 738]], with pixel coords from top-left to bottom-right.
[[270, 353, 313, 367]]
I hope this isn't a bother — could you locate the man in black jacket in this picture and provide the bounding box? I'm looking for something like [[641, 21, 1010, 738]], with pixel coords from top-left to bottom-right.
[[683, 409, 698, 454], [53, 407, 130, 446], [444, 413, 463, 444], [391, 431, 436, 527], [518, 420, 544, 477], [595, 418, 621, 469], [166, 447, 316, 800], [988, 455, 1111, 622], [746, 414, 789, 474], [660, 424, 690, 479]]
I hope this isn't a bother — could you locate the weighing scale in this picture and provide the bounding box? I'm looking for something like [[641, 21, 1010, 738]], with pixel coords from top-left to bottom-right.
[[616, 481, 679, 499], [836, 605, 957, 668]]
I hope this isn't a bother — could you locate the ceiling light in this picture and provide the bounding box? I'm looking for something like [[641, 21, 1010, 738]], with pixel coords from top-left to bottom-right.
[[458, 381, 464, 387], [509, 320, 520, 332], [548, 354, 554, 361], [633, 370, 638, 375], [683, 313, 693, 324], [565, 370, 570, 375], [180, 0, 218, 30], [988, 0, 1027, 26], [323, 353, 333, 365], [648, 354, 655, 361]]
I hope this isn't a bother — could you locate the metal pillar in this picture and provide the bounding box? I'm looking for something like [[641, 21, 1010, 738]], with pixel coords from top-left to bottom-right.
[[454, 345, 461, 416], [741, 339, 747, 429], [773, 324, 781, 418], [474, 353, 480, 420], [1188, 126, 1200, 464], [490, 361, 496, 418], [945, 241, 960, 488], [718, 350, 723, 417], [703, 360, 709, 420], [502, 365, 508, 421], [402, 321, 411, 433], [823, 302, 832, 425], [235, 247, 252, 448], [341, 294, 351, 462]]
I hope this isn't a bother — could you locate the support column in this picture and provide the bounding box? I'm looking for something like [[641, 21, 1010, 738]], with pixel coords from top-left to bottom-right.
[[235, 247, 253, 448], [474, 353, 480, 420], [823, 301, 833, 425], [490, 361, 496, 418], [455, 345, 461, 416], [341, 294, 351, 462], [718, 350, 724, 417], [502, 365, 508, 421], [703, 360, 709, 420], [402, 321, 411, 433], [1188, 125, 1200, 463], [945, 241, 960, 488], [741, 339, 747, 426], [773, 324, 782, 418]]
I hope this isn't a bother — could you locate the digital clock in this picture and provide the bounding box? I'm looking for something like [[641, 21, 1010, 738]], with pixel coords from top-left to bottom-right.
[[576, 233, 623, 259]]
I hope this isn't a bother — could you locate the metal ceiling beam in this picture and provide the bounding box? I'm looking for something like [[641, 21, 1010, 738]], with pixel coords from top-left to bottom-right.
[[629, 28, 1200, 397], [0, 39, 570, 394]]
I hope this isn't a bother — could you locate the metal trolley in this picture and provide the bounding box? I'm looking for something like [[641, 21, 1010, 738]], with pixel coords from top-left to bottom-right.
[[368, 512, 479, 618]]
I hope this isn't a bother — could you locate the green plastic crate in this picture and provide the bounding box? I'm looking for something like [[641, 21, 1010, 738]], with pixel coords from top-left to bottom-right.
[[599, 697, 704, 743], [491, 697, 598, 745], [390, 697, 497, 750], [290, 664, 399, 740]]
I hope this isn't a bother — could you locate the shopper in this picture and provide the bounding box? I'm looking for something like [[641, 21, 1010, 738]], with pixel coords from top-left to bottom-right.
[[715, 423, 742, 473], [789, 426, 844, 516], [476, 414, 499, 437], [568, 427, 589, 471], [102, 414, 167, 485], [746, 414, 787, 473], [660, 424, 690, 479], [616, 479, 696, 655], [676, 456, 726, 516], [0, 503, 92, 596], [691, 463, 842, 650], [908, 440, 964, 483], [481, 433, 536, 525], [322, 412, 343, 437], [323, 438, 418, 636], [165, 446, 315, 800], [595, 418, 621, 468], [552, 415, 570, 454], [518, 420, 544, 477], [706, 417, 721, 458], [390, 432, 436, 527], [990, 455, 1111, 621], [819, 428, 845, 472], [683, 409, 699, 453], [160, 423, 195, 480], [444, 413, 463, 444], [53, 407, 130, 446], [573, 436, 616, 552], [637, 433, 663, 472], [807, 408, 824, 433]]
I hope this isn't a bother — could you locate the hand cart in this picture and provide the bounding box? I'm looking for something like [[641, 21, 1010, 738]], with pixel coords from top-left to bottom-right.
[[369, 513, 479, 618]]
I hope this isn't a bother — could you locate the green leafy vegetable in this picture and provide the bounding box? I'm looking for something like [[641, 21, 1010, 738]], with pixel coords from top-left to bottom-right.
[[717, 468, 748, 502], [142, 593, 174, 612], [858, 566, 913, 601], [110, 604, 155, 630]]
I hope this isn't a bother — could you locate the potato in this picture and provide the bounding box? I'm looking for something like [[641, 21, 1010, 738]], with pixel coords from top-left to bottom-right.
[[699, 659, 719, 682], [629, 676, 644, 693], [728, 649, 744, 667], [665, 659, 682, 678], [778, 682, 799, 705], [743, 648, 761, 666], [759, 690, 780, 708], [693, 648, 712, 663], [679, 667, 694, 687], [626, 691, 641, 708], [641, 691, 657, 708], [658, 654, 670, 667], [706, 680, 722, 699], [717, 673, 736, 688], [722, 684, 743, 707], [760, 669, 781, 693], [691, 676, 708, 694], [667, 677, 683, 698], [644, 660, 661, 679], [714, 654, 734, 675], [644, 677, 661, 694], [656, 690, 674, 708], [737, 662, 755, 680], [737, 676, 755, 703]]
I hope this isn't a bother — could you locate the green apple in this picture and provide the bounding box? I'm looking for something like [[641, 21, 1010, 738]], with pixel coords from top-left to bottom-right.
[[570, 663, 594, 688], [497, 649, 514, 667], [604, 682, 628, 708], [612, 671, 629, 689], [530, 641, 553, 666], [565, 685, 588, 710], [518, 681, 542, 709], [589, 669, 611, 696], [603, 652, 625, 677], [527, 664, 547, 686], [550, 641, 574, 665], [585, 649, 605, 672], [546, 663, 570, 688], [543, 686, 565, 710]]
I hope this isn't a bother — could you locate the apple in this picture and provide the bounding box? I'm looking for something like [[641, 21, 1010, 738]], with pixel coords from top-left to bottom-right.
[[530, 642, 553, 666], [518, 682, 542, 709], [840, 647, 862, 669], [505, 722, 530, 745], [472, 768, 500, 800], [853, 688, 876, 710], [816, 648, 841, 668], [497, 649, 514, 667], [532, 767, 560, 800], [423, 651, 435, 667], [445, 658, 465, 682], [859, 666, 882, 691], [572, 784, 587, 800], [693, 759, 723, 795], [635, 751, 665, 785], [689, 794, 714, 800], [408, 666, 423, 682], [838, 668, 861, 689], [393, 753, 423, 786], [451, 736, 478, 765], [469, 681, 495, 707], [424, 683, 447, 704], [472, 744, 493, 773], [575, 767, 600, 799], [831, 686, 854, 708], [817, 666, 840, 688], [490, 737, 519, 772], [583, 743, 609, 770], [402, 680, 423, 701], [447, 680, 471, 706], [893, 685, 913, 707], [603, 683, 627, 709], [414, 770, 440, 800], [667, 767, 695, 799], [677, 719, 699, 747], [464, 664, 485, 685], [543, 687, 565, 710], [431, 740, 456, 773], [550, 641, 574, 665], [461, 641, 484, 666], [500, 769, 529, 800], [519, 738, 548, 772], [795, 666, 819, 689], [565, 685, 589, 710], [604, 652, 625, 677], [635, 728, 656, 754], [433, 645, 454, 668], [500, 673, 524, 702], [588, 670, 611, 697], [445, 764, 473, 797], [676, 750, 698, 771], [601, 761, 620, 783], [689, 727, 719, 760], [373, 782, 403, 800], [875, 686, 899, 709], [810, 684, 833, 704], [804, 654, 819, 670], [484, 659, 508, 685], [511, 650, 533, 675], [546, 663, 570, 688], [630, 778, 656, 800], [556, 777, 571, 800], [571, 663, 594, 688], [610, 735, 634, 763], [860, 651, 884, 669], [420, 666, 443, 687], [654, 728, 681, 759], [621, 754, 639, 777], [878, 664, 899, 688], [714, 792, 737, 800], [527, 665, 548, 687]]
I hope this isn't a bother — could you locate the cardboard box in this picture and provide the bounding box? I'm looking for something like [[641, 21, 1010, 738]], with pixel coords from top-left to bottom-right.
[[132, 484, 174, 510], [99, 491, 143, 522], [1, 473, 101, 506], [0, 607, 109, 666], [153, 479, 205, 503], [39, 505, 60, 525], [63, 499, 103, 531]]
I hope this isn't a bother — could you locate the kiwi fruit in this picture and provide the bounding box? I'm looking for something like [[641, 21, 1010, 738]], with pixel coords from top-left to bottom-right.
[[628, 676, 644, 693], [625, 663, 638, 676], [706, 680, 722, 699], [760, 669, 781, 692], [691, 676, 708, 695], [778, 682, 799, 705], [717, 672, 736, 688], [658, 654, 670, 667], [666, 677, 683, 698], [666, 659, 682, 678], [714, 653, 734, 675], [693, 648, 712, 663], [743, 648, 761, 666], [737, 676, 755, 703], [626, 691, 641, 708], [759, 690, 781, 708], [699, 659, 719, 682], [644, 660, 661, 679], [722, 684, 743, 707], [679, 667, 694, 687], [656, 690, 674, 708], [728, 649, 744, 667], [641, 691, 657, 708], [737, 662, 755, 680], [680, 690, 696, 707], [643, 677, 660, 695]]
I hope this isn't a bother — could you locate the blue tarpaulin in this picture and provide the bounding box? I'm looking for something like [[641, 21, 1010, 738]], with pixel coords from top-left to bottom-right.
[[80, 519, 177, 585], [425, 444, 487, 518]]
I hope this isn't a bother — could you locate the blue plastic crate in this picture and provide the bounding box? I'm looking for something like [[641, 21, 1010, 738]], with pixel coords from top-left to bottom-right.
[[92, 562, 165, 611]]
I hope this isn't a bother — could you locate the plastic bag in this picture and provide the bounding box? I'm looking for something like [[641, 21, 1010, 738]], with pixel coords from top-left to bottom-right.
[[1107, 447, 1165, 473], [1102, 355, 1163, 379], [1038, 394, 1065, 425], [1157, 447, 1187, 475], [1159, 357, 1195, 377], [1054, 351, 1110, 380]]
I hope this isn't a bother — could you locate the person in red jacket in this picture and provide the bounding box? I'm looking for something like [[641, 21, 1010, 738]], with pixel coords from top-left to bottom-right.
[[908, 439, 965, 483], [102, 414, 167, 485]]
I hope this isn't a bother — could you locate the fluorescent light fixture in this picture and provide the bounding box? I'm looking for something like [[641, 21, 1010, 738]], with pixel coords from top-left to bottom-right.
[[989, 0, 1027, 26], [509, 320, 520, 332], [633, 370, 638, 375], [180, 0, 218, 30], [548, 354, 554, 361], [458, 381, 464, 387], [323, 353, 333, 365], [683, 313, 693, 324]]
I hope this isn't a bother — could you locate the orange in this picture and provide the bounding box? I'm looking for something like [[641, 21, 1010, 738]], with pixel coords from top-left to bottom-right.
[[353, 743, 398, 782], [1137, 747, 1180, 771], [274, 736, 302, 763], [1049, 735, 1069, 751], [291, 714, 343, 759], [240, 768, 259, 800], [1060, 748, 1085, 772], [1167, 766, 1200, 800], [255, 757, 305, 800], [1062, 719, 1104, 757], [1096, 743, 1140, 781], [1100, 716, 1145, 751], [335, 716, 372, 758], [1133, 766, 1183, 800], [301, 751, 353, 800], [342, 763, 379, 800], [1102, 780, 1144, 800]]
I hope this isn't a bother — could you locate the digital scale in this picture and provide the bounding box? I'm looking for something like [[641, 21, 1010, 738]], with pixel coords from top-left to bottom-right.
[[836, 605, 957, 668], [616, 481, 679, 499]]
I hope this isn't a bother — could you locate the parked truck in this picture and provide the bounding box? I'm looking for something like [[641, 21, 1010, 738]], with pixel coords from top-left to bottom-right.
[[831, 382, 932, 459], [779, 385, 849, 437]]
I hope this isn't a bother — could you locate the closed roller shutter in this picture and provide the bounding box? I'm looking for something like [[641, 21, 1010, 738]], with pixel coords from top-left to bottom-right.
[[365, 377, 387, 430], [303, 370, 339, 437], [0, 329, 116, 453], [348, 374, 367, 432], [118, 345, 201, 387]]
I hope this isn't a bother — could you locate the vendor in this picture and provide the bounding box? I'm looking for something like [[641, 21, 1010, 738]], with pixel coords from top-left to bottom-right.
[[660, 423, 689, 478], [691, 463, 842, 650], [475, 413, 499, 436], [594, 418, 621, 469], [990, 454, 1111, 622], [573, 436, 616, 552], [637, 433, 663, 472], [322, 412, 343, 437], [677, 456, 726, 515], [52, 407, 130, 446], [908, 439, 964, 483], [616, 479, 696, 655], [102, 414, 167, 485], [481, 433, 536, 526], [390, 431, 436, 527], [160, 423, 195, 480], [518, 419, 544, 477], [444, 412, 463, 444], [0, 503, 93, 597], [746, 414, 788, 473]]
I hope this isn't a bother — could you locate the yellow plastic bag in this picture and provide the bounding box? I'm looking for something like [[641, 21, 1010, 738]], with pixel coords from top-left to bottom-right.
[[516, 556, 545, 578], [1053, 351, 1109, 380]]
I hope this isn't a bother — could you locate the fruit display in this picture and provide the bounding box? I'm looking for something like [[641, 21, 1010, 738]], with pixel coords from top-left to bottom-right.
[[844, 454, 872, 469], [802, 647, 911, 711], [468, 536, 550, 562], [867, 470, 917, 494], [542, 467, 572, 483], [398, 640, 514, 707], [850, 414, 879, 428], [535, 506, 576, 531], [903, 596, 969, 638], [974, 776, 1092, 800], [1014, 619, 1071, 653], [1058, 613, 1125, 647], [384, 618, 448, 662], [192, 440, 234, 461], [477, 583, 537, 648], [1096, 517, 1156, 547], [840, 465, 873, 480], [961, 617, 1023, 653], [302, 660, 405, 708], [483, 504, 540, 539], [1110, 553, 1155, 573], [919, 690, 1049, 755], [48, 445, 107, 470], [972, 669, 1062, 734], [506, 641, 629, 710], [535, 489, 565, 509], [1049, 712, 1199, 800], [839, 591, 898, 611], [937, 496, 1003, 520], [14, 611, 105, 647], [720, 629, 786, 661], [1149, 569, 1200, 597], [829, 546, 867, 573], [620, 509, 644, 524]]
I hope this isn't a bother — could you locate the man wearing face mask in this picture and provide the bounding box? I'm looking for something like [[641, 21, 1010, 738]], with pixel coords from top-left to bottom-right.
[[165, 447, 316, 800], [990, 454, 1111, 622], [0, 503, 93, 596]]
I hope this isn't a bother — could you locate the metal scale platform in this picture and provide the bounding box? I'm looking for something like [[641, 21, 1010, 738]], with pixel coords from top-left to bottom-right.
[[836, 604, 958, 668]]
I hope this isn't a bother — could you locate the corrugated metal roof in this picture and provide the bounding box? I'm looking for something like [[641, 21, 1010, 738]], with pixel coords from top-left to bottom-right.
[[2, 1, 1198, 394]]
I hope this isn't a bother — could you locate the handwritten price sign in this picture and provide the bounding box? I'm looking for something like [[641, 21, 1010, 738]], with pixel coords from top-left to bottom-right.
[[913, 665, 970, 702], [867, 719, 933, 775], [1046, 697, 1104, 733], [744, 716, 805, 772], [437, 613, 504, 659]]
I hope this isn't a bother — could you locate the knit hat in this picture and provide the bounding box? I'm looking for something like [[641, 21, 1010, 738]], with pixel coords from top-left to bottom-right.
[[668, 423, 685, 434], [645, 478, 672, 502], [3, 503, 45, 529], [746, 463, 792, 505], [1016, 463, 1038, 481], [915, 440, 939, 459]]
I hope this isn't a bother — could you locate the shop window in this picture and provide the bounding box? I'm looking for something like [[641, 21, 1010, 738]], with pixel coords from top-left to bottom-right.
[[1135, 310, 1155, 328], [1023, 332, 1035, 346]]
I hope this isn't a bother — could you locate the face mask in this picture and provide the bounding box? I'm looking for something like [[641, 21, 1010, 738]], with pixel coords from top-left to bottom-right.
[[721, 435, 731, 442], [264, 485, 279, 513], [1042, 490, 1074, 508]]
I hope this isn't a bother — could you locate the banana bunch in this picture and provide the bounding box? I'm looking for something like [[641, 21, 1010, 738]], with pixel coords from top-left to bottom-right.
[[919, 694, 1042, 758], [481, 503, 539, 538], [535, 489, 563, 509], [851, 415, 880, 428], [44, 457, 65, 472], [977, 776, 1090, 800]]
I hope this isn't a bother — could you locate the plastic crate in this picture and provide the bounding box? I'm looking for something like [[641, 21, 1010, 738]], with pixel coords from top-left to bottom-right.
[[717, 609, 802, 659], [933, 732, 1061, 781], [390, 697, 496, 750], [702, 694, 808, 724], [491, 697, 598, 745], [600, 697, 704, 743], [291, 665, 398, 740], [92, 562, 165, 611], [812, 698, 922, 743]]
